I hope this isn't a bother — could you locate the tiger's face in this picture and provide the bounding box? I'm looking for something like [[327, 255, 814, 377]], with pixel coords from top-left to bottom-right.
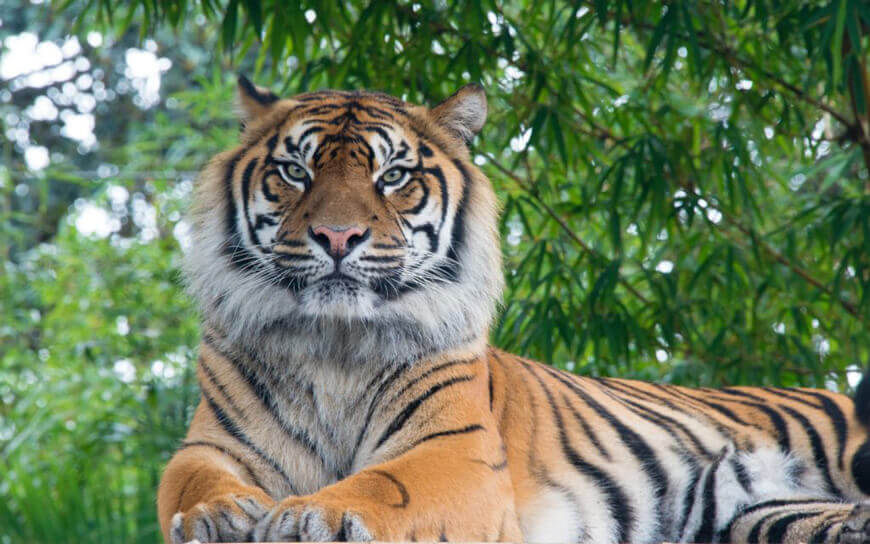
[[238, 91, 470, 316], [185, 77, 502, 364]]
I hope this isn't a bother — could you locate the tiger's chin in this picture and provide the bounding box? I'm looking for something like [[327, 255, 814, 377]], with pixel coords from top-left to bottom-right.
[[295, 276, 381, 320]]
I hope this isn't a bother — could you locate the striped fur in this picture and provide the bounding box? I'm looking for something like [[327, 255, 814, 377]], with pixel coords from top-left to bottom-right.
[[158, 79, 870, 543]]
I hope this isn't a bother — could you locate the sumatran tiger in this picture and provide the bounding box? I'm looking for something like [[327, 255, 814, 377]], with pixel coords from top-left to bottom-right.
[[157, 76, 870, 544]]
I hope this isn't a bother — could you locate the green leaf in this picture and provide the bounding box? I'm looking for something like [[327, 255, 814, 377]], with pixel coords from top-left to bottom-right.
[[221, 0, 239, 52]]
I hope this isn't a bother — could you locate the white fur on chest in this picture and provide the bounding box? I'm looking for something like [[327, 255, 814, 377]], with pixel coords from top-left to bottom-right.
[[269, 360, 380, 494]]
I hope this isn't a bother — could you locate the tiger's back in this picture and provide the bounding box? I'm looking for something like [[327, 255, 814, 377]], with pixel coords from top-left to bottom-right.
[[158, 79, 870, 544]]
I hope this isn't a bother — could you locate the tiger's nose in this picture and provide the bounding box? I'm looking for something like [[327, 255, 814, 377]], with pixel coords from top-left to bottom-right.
[[309, 225, 370, 259]]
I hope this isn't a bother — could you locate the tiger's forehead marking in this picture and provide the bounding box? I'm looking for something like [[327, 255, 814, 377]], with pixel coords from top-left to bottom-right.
[[280, 100, 415, 173]]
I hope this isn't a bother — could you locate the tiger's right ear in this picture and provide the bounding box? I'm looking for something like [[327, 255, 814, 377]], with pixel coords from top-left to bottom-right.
[[430, 84, 487, 144], [236, 74, 279, 123]]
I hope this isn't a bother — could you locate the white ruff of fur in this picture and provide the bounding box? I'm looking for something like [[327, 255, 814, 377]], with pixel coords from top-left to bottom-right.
[[184, 154, 503, 368]]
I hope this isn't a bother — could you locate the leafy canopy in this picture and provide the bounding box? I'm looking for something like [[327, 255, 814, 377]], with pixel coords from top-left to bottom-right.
[[61, 0, 870, 385], [1, 2, 869, 540]]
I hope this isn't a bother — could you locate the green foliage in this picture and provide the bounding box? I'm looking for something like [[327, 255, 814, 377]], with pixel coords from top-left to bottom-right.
[[2, 0, 870, 541]]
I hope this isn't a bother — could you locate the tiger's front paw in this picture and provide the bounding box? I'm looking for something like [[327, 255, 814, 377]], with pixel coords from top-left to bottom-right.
[[253, 497, 375, 542], [170, 493, 274, 544]]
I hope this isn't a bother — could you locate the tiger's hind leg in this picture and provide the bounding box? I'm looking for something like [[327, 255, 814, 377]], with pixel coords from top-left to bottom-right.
[[723, 499, 870, 543]]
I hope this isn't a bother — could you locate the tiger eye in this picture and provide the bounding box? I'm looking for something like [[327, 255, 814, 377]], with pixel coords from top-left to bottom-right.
[[285, 163, 307, 179], [382, 168, 403, 183]]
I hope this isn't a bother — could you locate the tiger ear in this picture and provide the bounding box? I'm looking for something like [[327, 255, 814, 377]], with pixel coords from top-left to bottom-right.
[[236, 74, 279, 123], [431, 84, 487, 144]]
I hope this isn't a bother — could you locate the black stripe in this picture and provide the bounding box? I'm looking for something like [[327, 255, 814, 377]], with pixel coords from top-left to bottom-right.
[[370, 470, 410, 508], [202, 335, 331, 469], [731, 458, 753, 492], [178, 440, 264, 489], [515, 359, 587, 539], [519, 360, 631, 542], [541, 366, 669, 524], [716, 388, 794, 451], [611, 379, 692, 410], [389, 358, 476, 404], [375, 375, 475, 449], [488, 366, 494, 412], [614, 380, 736, 440], [747, 509, 779, 543], [743, 402, 791, 452], [654, 384, 738, 421], [201, 390, 296, 493], [399, 178, 430, 215], [470, 455, 509, 472], [219, 510, 239, 532], [677, 464, 702, 538], [359, 125, 395, 154], [445, 159, 472, 280], [359, 254, 402, 262], [693, 451, 725, 543], [719, 387, 767, 402], [562, 394, 612, 461], [411, 223, 438, 253], [596, 379, 713, 458], [240, 158, 261, 247], [273, 239, 306, 248], [222, 152, 256, 270], [678, 389, 758, 428], [238, 75, 278, 106], [786, 388, 848, 470], [273, 252, 314, 262], [722, 397, 792, 453], [809, 512, 842, 544], [199, 359, 246, 422], [779, 404, 840, 495], [351, 363, 412, 460], [295, 125, 324, 145], [767, 511, 821, 543], [763, 386, 823, 408], [252, 213, 278, 231], [738, 498, 831, 517], [261, 171, 281, 202], [411, 424, 485, 448]]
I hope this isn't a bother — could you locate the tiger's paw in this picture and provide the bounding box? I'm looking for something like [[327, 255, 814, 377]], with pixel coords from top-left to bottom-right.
[[253, 497, 375, 542], [838, 503, 870, 544], [170, 493, 273, 544]]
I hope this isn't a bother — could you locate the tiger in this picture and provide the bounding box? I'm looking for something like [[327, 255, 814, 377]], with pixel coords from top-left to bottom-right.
[[157, 75, 870, 544]]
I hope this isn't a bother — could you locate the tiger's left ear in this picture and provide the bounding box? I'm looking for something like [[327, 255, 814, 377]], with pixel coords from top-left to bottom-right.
[[236, 74, 279, 123], [431, 84, 487, 144]]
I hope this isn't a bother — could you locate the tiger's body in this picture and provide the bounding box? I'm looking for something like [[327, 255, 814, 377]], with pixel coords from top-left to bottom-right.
[[158, 78, 870, 543]]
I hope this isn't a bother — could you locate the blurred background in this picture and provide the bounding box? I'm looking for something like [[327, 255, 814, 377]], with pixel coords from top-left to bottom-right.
[[1, 0, 869, 541]]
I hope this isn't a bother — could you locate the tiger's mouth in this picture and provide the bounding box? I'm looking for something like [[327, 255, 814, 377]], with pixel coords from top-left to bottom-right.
[[263, 244, 411, 307], [313, 271, 363, 286], [262, 258, 387, 316]]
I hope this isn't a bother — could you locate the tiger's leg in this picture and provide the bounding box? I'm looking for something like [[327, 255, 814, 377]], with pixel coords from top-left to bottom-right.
[[252, 358, 521, 542], [253, 440, 520, 542], [157, 405, 276, 543], [723, 499, 870, 543]]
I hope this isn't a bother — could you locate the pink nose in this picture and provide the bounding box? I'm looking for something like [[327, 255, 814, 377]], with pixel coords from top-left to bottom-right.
[[311, 225, 368, 258]]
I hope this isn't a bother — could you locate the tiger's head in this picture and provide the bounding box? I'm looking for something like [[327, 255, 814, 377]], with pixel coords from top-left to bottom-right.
[[186, 77, 502, 365]]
